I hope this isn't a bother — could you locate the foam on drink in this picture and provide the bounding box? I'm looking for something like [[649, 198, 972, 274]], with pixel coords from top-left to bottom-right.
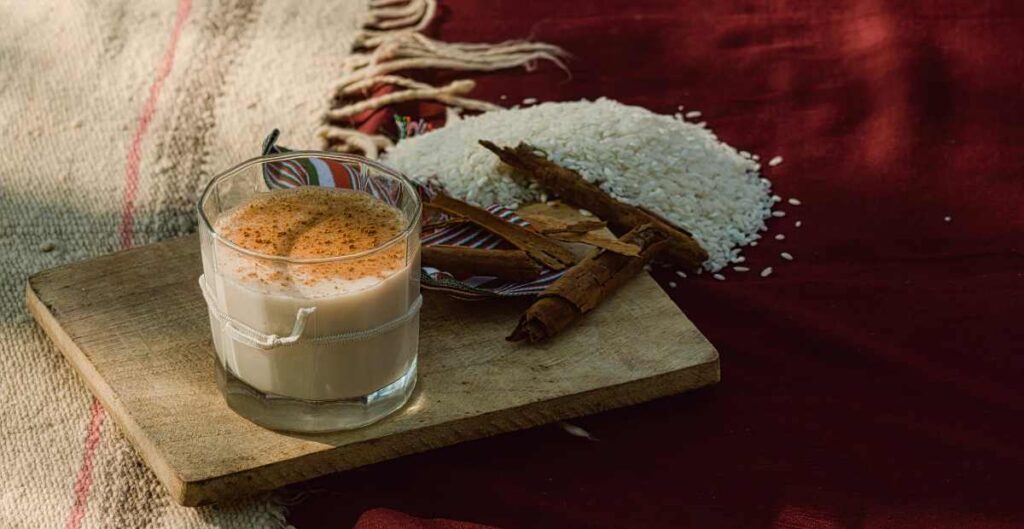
[[216, 187, 408, 293]]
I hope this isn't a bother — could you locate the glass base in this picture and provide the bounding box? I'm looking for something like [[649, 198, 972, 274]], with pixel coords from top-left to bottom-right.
[[215, 358, 417, 433]]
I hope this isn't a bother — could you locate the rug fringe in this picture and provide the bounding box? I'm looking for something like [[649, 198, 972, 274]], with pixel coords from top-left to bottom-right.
[[321, 0, 567, 158]]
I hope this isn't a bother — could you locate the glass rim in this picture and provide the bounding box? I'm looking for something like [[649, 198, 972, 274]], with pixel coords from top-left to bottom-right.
[[197, 151, 422, 264]]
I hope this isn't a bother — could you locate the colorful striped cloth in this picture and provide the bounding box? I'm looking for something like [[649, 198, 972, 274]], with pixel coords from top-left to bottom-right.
[[261, 130, 564, 299]]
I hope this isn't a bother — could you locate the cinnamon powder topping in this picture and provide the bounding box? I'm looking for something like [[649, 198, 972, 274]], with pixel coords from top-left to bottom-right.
[[216, 187, 408, 283]]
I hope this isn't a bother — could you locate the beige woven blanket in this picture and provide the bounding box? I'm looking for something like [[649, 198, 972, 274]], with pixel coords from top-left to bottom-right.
[[0, 0, 367, 527]]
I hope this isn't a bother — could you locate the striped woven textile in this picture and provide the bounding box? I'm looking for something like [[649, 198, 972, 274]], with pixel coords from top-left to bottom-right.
[[262, 131, 563, 299]]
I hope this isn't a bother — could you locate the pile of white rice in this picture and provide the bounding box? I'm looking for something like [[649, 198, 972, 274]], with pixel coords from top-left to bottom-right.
[[384, 98, 774, 272]]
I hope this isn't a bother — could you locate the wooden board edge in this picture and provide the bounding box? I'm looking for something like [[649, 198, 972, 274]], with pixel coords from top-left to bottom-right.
[[24, 280, 190, 505], [180, 353, 720, 506]]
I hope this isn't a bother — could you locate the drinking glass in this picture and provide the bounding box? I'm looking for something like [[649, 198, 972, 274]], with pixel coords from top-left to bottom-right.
[[197, 152, 421, 432]]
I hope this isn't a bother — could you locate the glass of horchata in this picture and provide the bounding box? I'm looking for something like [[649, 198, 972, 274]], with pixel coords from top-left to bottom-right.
[[197, 152, 421, 432]]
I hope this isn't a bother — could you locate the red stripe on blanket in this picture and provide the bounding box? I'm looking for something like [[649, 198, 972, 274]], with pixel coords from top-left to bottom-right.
[[64, 399, 107, 529], [67, 2, 193, 528], [117, 0, 193, 250]]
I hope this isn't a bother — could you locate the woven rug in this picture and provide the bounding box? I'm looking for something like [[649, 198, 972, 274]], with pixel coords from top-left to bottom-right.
[[0, 0, 368, 527]]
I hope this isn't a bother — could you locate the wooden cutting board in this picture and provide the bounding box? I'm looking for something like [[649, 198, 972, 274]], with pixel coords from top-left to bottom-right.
[[26, 234, 719, 506]]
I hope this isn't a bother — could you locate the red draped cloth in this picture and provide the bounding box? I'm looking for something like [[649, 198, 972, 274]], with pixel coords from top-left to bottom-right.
[[290, 1, 1024, 527]]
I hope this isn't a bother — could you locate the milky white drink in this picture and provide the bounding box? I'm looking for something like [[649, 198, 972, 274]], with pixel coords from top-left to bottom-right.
[[203, 187, 420, 402]]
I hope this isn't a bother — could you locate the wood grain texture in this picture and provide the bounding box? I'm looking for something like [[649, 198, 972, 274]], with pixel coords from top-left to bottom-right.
[[26, 234, 719, 506]]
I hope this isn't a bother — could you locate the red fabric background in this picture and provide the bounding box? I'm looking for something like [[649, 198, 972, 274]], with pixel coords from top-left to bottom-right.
[[290, 1, 1024, 527]]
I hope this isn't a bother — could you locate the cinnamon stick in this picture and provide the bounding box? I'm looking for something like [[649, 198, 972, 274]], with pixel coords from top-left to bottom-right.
[[508, 224, 669, 343], [518, 207, 639, 256], [543, 231, 641, 257], [479, 140, 708, 272], [422, 217, 471, 232], [519, 212, 607, 235], [427, 192, 577, 271], [422, 246, 544, 281]]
